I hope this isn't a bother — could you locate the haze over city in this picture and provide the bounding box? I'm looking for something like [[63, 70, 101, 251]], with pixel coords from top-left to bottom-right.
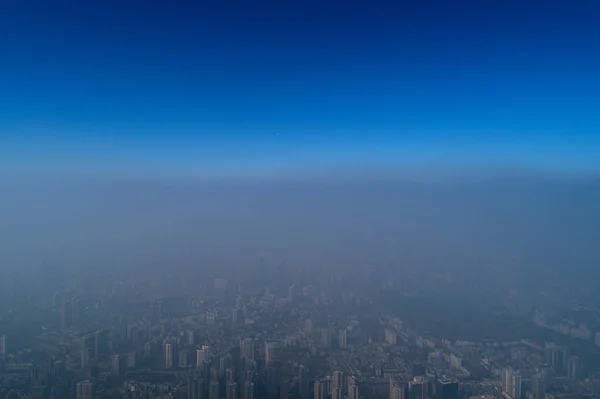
[[0, 1, 599, 399]]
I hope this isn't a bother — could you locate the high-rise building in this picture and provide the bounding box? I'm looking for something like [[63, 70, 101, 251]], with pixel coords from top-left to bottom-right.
[[281, 376, 293, 399], [232, 308, 244, 327], [266, 366, 281, 398], [179, 349, 189, 368], [111, 354, 120, 376], [0, 334, 5, 360], [332, 371, 346, 396], [188, 375, 203, 399], [265, 340, 283, 367], [386, 329, 397, 345], [226, 368, 235, 384], [94, 329, 109, 359], [164, 343, 174, 369], [76, 380, 93, 399], [240, 338, 254, 361], [299, 365, 310, 399], [314, 380, 325, 399], [321, 329, 331, 348], [435, 378, 459, 399], [410, 376, 428, 399], [61, 300, 69, 328], [185, 330, 194, 345], [390, 376, 408, 399], [531, 374, 546, 399], [305, 319, 313, 334], [501, 368, 521, 399], [209, 381, 220, 399], [338, 330, 347, 349], [244, 369, 256, 386], [220, 357, 227, 375], [243, 382, 254, 399], [197, 349, 206, 366], [288, 285, 297, 302], [347, 376, 359, 399], [71, 297, 80, 326], [567, 355, 582, 381], [546, 345, 569, 375], [449, 354, 462, 369], [227, 382, 237, 399]]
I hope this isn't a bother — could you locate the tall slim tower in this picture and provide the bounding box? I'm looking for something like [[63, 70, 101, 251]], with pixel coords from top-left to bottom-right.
[[501, 369, 521, 399], [0, 334, 6, 361], [76, 380, 93, 399], [299, 365, 310, 399], [226, 382, 237, 399], [338, 330, 347, 349], [347, 376, 359, 399], [390, 376, 408, 399], [531, 374, 546, 399], [567, 355, 582, 381], [243, 382, 254, 399], [314, 380, 325, 399], [164, 343, 173, 369], [410, 376, 428, 399], [240, 338, 254, 361], [209, 381, 220, 399]]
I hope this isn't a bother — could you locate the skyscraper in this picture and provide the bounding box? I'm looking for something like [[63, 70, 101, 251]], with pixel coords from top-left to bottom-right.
[[567, 355, 582, 380], [266, 366, 281, 399], [305, 319, 313, 334], [0, 334, 5, 360], [348, 376, 359, 399], [265, 340, 283, 367], [164, 343, 173, 369], [299, 365, 310, 399], [321, 329, 331, 348], [410, 376, 428, 399], [531, 373, 546, 399], [226, 368, 235, 384], [501, 368, 521, 399], [197, 349, 206, 366], [71, 297, 80, 326], [435, 378, 459, 399], [281, 376, 293, 399], [243, 382, 254, 399], [314, 380, 325, 399], [110, 354, 120, 376], [179, 349, 189, 368], [386, 329, 397, 345], [334, 371, 348, 397], [338, 330, 347, 349], [232, 308, 243, 327], [76, 380, 93, 399], [209, 381, 220, 399], [188, 375, 201, 399], [390, 376, 408, 399], [546, 345, 569, 375], [240, 338, 254, 361], [227, 382, 237, 399]]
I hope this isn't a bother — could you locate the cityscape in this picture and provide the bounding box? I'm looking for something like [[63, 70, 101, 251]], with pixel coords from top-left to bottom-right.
[[1, 1, 600, 399], [1, 255, 600, 399]]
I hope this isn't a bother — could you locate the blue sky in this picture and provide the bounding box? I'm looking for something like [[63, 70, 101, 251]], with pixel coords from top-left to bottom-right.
[[1, 0, 599, 178]]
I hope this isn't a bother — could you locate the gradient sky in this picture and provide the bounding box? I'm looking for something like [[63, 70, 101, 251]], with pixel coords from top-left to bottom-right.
[[1, 0, 600, 178]]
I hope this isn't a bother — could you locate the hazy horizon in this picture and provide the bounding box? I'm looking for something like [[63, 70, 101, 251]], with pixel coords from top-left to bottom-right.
[[1, 176, 598, 294]]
